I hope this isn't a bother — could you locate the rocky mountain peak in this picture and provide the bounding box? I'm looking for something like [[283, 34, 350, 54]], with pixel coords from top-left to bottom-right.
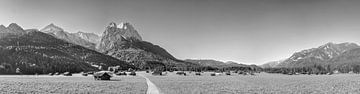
[[107, 22, 117, 28], [122, 23, 134, 29], [96, 22, 192, 69], [115, 22, 134, 29], [101, 22, 142, 41]]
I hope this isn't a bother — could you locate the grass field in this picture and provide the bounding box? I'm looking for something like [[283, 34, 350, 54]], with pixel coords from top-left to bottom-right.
[[2, 72, 360, 94], [143, 72, 360, 94], [0, 74, 147, 94]]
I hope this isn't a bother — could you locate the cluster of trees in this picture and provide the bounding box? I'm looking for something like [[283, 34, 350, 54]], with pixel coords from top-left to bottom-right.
[[142, 64, 262, 73], [264, 64, 360, 75]]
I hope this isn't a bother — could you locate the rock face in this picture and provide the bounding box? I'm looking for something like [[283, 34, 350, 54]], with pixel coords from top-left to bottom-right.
[[97, 22, 142, 51], [0, 23, 134, 74], [276, 42, 360, 68], [40, 24, 97, 50], [97, 22, 195, 69]]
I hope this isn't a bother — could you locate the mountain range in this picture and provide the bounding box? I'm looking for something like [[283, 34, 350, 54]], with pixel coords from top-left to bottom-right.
[[37, 22, 257, 71], [4, 22, 360, 74], [185, 59, 262, 71], [0, 23, 133, 74], [263, 42, 360, 71], [40, 24, 100, 50]]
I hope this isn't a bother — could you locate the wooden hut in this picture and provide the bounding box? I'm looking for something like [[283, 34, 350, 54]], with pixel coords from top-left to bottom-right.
[[81, 72, 88, 76], [176, 71, 186, 76], [195, 72, 201, 76], [116, 72, 127, 76], [94, 71, 113, 80], [63, 72, 72, 76], [129, 71, 136, 76], [225, 71, 231, 75], [152, 70, 163, 76]]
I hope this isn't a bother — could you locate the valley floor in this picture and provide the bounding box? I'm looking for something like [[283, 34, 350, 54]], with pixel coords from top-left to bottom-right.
[[2, 72, 360, 94], [143, 72, 360, 94], [0, 74, 147, 94]]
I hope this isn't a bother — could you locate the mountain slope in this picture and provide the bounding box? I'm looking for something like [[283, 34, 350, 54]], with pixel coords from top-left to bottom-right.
[[276, 42, 360, 68], [261, 60, 283, 68], [40, 24, 97, 50], [72, 31, 101, 44], [97, 22, 196, 69], [0, 23, 133, 74], [329, 48, 360, 70]]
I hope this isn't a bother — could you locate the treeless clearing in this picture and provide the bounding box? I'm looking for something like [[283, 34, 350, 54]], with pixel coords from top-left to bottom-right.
[[143, 72, 360, 94], [3, 72, 360, 94], [0, 74, 147, 94]]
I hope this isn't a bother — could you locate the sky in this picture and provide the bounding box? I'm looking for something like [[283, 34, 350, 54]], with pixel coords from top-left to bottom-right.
[[1, 0, 360, 65]]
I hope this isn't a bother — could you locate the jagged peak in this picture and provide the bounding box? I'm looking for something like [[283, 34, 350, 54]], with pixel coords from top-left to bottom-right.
[[109, 22, 135, 30], [107, 22, 117, 28], [102, 21, 142, 41], [122, 22, 134, 30], [117, 22, 124, 29]]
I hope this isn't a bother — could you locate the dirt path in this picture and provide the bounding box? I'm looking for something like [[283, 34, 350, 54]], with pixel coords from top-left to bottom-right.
[[139, 75, 163, 94]]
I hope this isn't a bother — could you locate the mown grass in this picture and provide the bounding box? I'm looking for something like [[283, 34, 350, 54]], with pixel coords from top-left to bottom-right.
[[0, 74, 147, 94], [144, 72, 360, 94]]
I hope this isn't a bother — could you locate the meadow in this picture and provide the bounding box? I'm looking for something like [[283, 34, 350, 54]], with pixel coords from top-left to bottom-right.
[[0, 74, 147, 94], [144, 72, 360, 94], [2, 72, 360, 94]]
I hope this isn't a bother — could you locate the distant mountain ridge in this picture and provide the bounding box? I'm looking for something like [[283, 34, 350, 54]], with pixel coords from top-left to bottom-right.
[[184, 59, 261, 70], [261, 60, 283, 68], [274, 42, 360, 69], [40, 24, 100, 50], [0, 23, 133, 74]]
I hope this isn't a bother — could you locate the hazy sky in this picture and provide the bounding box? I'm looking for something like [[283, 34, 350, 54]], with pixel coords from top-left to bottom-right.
[[1, 0, 360, 65]]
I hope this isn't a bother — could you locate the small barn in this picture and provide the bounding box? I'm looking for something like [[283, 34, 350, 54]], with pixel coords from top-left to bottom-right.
[[63, 72, 72, 76], [152, 70, 163, 76], [94, 71, 113, 80]]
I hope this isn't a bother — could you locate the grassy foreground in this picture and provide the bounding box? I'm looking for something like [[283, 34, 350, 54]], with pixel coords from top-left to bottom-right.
[[144, 72, 360, 94], [0, 74, 147, 94], [3, 72, 360, 94]]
